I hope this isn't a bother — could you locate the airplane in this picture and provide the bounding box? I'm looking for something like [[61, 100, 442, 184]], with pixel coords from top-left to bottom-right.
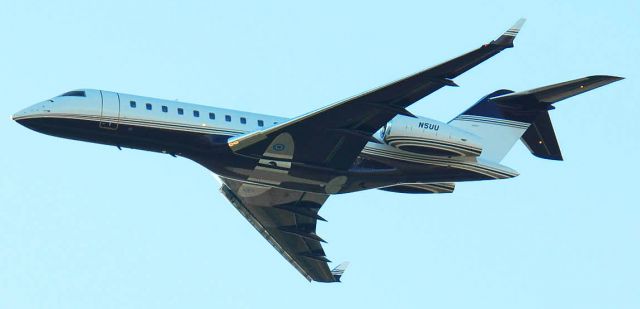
[[12, 18, 623, 283]]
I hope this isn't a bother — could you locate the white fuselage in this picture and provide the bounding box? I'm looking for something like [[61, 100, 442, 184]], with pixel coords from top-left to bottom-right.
[[13, 89, 519, 194]]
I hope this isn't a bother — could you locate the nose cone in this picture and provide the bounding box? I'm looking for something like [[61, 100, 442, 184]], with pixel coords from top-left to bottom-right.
[[13, 100, 53, 130], [12, 107, 31, 123]]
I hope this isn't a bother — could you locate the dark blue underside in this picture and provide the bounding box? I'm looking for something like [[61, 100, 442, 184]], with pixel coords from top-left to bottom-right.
[[16, 117, 501, 194]]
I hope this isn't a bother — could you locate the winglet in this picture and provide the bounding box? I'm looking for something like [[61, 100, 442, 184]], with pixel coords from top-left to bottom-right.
[[493, 18, 526, 47], [331, 262, 350, 282]]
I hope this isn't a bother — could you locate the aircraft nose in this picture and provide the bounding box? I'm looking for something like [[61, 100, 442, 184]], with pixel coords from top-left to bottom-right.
[[12, 108, 29, 122], [12, 100, 53, 127]]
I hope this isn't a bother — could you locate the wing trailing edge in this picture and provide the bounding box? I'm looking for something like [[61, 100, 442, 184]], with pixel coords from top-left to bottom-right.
[[378, 183, 455, 194]]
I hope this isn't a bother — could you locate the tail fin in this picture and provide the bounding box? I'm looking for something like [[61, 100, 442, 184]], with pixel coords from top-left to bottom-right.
[[449, 75, 623, 162]]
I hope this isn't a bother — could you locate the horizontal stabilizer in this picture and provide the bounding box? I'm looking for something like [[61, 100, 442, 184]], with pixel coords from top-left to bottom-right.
[[490, 75, 624, 107], [487, 75, 623, 160], [521, 111, 563, 160]]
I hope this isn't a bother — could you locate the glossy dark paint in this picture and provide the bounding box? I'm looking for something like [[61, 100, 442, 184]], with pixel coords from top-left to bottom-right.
[[16, 116, 496, 194]]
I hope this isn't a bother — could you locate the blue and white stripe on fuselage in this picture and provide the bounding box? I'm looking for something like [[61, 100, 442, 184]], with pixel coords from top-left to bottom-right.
[[12, 88, 518, 193]]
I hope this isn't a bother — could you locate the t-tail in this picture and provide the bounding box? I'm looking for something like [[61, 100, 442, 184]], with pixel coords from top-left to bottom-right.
[[449, 75, 623, 162]]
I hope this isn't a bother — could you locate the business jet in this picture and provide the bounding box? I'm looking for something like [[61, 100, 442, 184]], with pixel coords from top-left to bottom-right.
[[13, 19, 622, 282]]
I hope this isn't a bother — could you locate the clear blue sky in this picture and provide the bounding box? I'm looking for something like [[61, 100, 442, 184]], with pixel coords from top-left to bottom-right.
[[1, 1, 638, 308]]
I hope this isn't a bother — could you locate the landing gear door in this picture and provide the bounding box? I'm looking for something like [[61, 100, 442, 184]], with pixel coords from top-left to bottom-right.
[[100, 91, 120, 130]]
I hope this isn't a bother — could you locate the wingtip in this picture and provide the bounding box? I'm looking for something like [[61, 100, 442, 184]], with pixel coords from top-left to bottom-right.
[[493, 18, 527, 47], [512, 18, 527, 31], [502, 18, 526, 37], [331, 261, 350, 282], [587, 75, 625, 84]]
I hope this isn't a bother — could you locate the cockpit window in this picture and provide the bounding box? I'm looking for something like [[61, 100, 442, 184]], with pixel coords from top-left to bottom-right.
[[58, 91, 86, 97]]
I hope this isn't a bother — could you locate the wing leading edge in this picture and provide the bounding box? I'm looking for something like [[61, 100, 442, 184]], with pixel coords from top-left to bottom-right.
[[228, 19, 526, 170], [219, 177, 346, 282], [218, 19, 528, 282]]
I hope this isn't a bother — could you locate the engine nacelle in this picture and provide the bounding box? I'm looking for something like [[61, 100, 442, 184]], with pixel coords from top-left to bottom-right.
[[381, 116, 482, 157]]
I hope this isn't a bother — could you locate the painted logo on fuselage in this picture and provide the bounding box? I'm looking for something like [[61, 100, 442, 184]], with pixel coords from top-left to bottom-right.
[[418, 122, 439, 131]]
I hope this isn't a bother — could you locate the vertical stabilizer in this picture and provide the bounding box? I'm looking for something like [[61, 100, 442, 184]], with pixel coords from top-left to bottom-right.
[[449, 90, 536, 162], [450, 75, 623, 162]]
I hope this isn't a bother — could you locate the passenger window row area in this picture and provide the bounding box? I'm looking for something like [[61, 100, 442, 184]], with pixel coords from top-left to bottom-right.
[[129, 100, 273, 127]]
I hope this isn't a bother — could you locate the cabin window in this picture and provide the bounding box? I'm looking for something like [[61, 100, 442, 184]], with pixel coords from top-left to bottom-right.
[[177, 108, 184, 115], [59, 90, 86, 97], [225, 115, 231, 122], [257, 120, 264, 127], [209, 112, 215, 120], [240, 117, 246, 124], [273, 121, 278, 125], [130, 101, 136, 108], [161, 105, 168, 113], [193, 110, 200, 117], [146, 103, 152, 110]]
